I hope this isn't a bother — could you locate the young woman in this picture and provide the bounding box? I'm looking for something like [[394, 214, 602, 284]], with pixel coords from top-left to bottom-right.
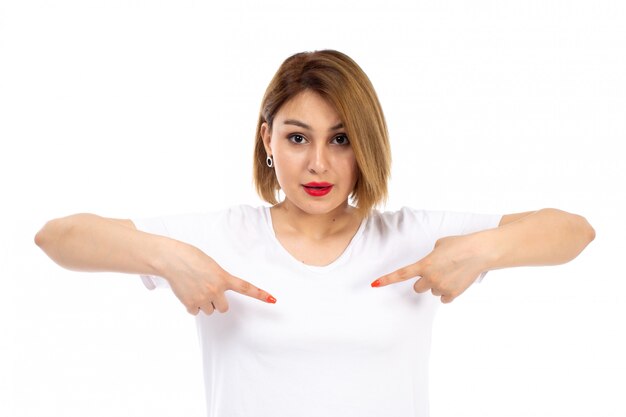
[[35, 50, 595, 417]]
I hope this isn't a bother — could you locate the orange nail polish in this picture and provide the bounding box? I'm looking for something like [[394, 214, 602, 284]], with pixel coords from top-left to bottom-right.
[[371, 279, 381, 288], [266, 295, 277, 304]]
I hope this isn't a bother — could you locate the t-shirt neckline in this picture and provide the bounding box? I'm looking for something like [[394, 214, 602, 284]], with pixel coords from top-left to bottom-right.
[[262, 206, 368, 273]]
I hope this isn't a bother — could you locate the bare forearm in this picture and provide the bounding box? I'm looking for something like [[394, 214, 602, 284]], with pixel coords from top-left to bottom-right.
[[35, 213, 170, 275], [480, 208, 595, 270]]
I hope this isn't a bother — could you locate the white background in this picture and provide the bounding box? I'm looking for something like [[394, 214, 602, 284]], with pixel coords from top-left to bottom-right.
[[1, 0, 624, 416]]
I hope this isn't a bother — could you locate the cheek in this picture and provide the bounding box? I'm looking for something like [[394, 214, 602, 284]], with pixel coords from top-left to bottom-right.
[[273, 152, 303, 187], [341, 153, 359, 182]]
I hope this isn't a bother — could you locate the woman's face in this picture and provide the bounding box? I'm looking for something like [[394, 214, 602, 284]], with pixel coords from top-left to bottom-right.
[[261, 90, 358, 216]]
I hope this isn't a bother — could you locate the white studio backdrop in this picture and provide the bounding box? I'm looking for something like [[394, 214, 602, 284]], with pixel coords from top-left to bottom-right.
[[1, 1, 624, 416]]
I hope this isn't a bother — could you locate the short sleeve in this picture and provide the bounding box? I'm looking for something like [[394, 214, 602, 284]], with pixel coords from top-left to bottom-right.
[[130, 216, 171, 290], [419, 210, 502, 239]]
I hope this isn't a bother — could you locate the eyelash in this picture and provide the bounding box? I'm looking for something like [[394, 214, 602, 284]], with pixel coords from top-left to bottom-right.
[[287, 134, 350, 146]]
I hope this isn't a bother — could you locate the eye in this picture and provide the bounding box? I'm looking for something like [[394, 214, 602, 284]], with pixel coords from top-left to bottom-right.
[[288, 134, 308, 144], [331, 134, 350, 146]]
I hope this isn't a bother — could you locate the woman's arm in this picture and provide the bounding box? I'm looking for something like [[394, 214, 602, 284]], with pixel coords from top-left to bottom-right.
[[371, 208, 595, 303], [488, 208, 595, 268], [35, 214, 166, 274], [35, 214, 276, 313]]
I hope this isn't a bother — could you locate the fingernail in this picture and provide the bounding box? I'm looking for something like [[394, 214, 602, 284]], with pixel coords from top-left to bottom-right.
[[370, 279, 381, 288], [266, 295, 277, 304]]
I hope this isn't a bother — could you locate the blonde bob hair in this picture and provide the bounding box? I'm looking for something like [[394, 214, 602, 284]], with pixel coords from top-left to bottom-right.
[[253, 50, 391, 217]]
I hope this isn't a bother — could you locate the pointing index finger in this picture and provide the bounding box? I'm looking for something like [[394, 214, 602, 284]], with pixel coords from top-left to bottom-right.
[[227, 275, 277, 304], [371, 263, 422, 288]]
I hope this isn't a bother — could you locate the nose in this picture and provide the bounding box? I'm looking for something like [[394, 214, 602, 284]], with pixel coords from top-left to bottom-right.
[[307, 143, 329, 174]]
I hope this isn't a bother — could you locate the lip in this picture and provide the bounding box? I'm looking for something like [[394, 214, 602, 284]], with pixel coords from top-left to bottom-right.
[[302, 182, 333, 197], [304, 182, 332, 187]]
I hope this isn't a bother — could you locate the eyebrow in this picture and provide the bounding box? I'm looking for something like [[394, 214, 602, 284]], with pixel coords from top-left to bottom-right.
[[282, 119, 344, 131]]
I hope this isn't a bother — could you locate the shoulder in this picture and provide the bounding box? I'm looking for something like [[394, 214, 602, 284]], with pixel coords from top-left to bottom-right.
[[367, 207, 501, 238], [220, 204, 268, 225], [222, 204, 266, 217], [367, 207, 436, 227], [364, 207, 430, 238], [131, 204, 270, 238]]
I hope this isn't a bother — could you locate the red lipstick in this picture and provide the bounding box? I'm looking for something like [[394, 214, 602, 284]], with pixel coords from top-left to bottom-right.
[[303, 182, 333, 197]]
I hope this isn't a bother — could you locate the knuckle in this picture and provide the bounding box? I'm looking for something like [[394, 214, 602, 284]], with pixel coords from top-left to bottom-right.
[[210, 272, 226, 287], [435, 284, 448, 295], [443, 296, 454, 304], [428, 272, 441, 284], [203, 283, 219, 296], [397, 268, 414, 280], [421, 258, 434, 271], [256, 288, 269, 301], [238, 280, 252, 294], [192, 294, 207, 305]]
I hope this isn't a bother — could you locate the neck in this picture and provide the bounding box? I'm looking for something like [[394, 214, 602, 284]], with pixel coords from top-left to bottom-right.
[[271, 199, 360, 240]]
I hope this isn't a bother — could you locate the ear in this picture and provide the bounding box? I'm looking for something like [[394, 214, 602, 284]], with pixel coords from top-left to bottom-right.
[[260, 122, 272, 155]]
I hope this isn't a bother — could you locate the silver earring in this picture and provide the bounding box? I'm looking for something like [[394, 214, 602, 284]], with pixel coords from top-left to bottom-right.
[[266, 155, 274, 168]]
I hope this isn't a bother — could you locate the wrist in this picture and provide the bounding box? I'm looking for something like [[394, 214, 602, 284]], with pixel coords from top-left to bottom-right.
[[144, 234, 179, 278], [149, 236, 204, 286], [467, 227, 505, 272]]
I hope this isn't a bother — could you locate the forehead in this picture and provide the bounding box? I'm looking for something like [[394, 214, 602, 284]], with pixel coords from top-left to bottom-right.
[[275, 90, 342, 126]]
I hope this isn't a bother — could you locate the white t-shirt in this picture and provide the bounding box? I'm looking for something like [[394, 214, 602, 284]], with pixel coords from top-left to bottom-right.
[[133, 205, 502, 417]]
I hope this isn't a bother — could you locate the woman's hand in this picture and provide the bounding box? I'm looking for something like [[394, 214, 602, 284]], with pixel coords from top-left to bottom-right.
[[161, 241, 277, 315], [35, 213, 276, 315], [371, 234, 489, 303], [370, 208, 595, 303]]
